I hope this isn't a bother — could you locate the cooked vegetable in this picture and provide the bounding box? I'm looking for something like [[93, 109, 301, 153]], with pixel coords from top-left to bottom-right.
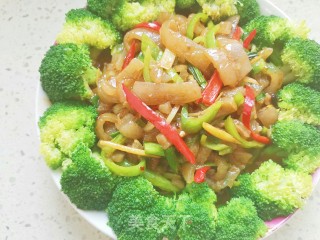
[[60, 144, 119, 210], [215, 197, 267, 240], [271, 120, 320, 174], [277, 82, 320, 125], [123, 84, 196, 164], [232, 160, 312, 220], [39, 43, 100, 102], [38, 101, 97, 169], [56, 9, 120, 49], [281, 38, 320, 89], [200, 71, 223, 105]]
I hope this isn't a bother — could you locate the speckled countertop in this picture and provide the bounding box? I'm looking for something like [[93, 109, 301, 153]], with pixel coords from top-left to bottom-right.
[[0, 0, 319, 239]]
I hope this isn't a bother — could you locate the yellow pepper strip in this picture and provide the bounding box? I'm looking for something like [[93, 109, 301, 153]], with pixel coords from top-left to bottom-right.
[[202, 122, 241, 144], [98, 140, 161, 158]]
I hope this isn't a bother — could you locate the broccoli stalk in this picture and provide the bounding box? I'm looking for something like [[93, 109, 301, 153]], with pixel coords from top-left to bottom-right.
[[232, 160, 312, 220], [38, 101, 97, 169], [39, 43, 101, 102], [60, 144, 119, 210], [56, 9, 120, 49]]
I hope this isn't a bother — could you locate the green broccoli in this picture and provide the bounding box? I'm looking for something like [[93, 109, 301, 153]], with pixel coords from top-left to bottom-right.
[[271, 120, 320, 174], [236, 0, 260, 26], [176, 182, 217, 240], [196, 0, 238, 22], [215, 197, 267, 240], [176, 0, 199, 10], [277, 83, 320, 125], [60, 144, 119, 210], [38, 101, 97, 169], [112, 0, 175, 31], [56, 9, 120, 49], [39, 43, 101, 102], [107, 177, 178, 240], [232, 160, 312, 220], [244, 15, 309, 49], [281, 38, 320, 89], [87, 0, 120, 20], [196, 0, 260, 23]]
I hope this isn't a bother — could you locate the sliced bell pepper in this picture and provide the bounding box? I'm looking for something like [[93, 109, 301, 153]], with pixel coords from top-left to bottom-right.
[[232, 26, 242, 40], [194, 166, 211, 183], [103, 157, 146, 177], [122, 84, 196, 164], [186, 13, 208, 39], [141, 34, 162, 60], [134, 21, 162, 32], [242, 85, 271, 144], [202, 122, 241, 144], [143, 170, 181, 192], [164, 146, 180, 173], [200, 71, 223, 106], [224, 116, 264, 148], [181, 101, 222, 134], [243, 29, 257, 49], [205, 24, 219, 49], [122, 40, 137, 70], [200, 135, 233, 156], [144, 142, 165, 157]]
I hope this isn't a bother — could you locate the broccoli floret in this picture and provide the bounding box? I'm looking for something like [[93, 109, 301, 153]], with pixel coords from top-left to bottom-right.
[[176, 182, 217, 240], [60, 144, 119, 210], [281, 38, 320, 89], [277, 83, 320, 125], [39, 43, 101, 102], [215, 197, 267, 240], [236, 0, 260, 26], [107, 177, 178, 240], [176, 0, 198, 10], [271, 120, 320, 173], [244, 15, 309, 49], [196, 0, 238, 22], [112, 0, 175, 31], [232, 160, 312, 220], [38, 101, 97, 169], [56, 9, 120, 49], [87, 0, 120, 20]]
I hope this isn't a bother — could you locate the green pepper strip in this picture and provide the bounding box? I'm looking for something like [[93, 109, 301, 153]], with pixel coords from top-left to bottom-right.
[[103, 157, 146, 177], [141, 34, 162, 60], [252, 58, 266, 74], [144, 142, 165, 157], [200, 135, 233, 156], [186, 13, 209, 39], [205, 24, 220, 49], [143, 47, 152, 82], [181, 101, 222, 134], [164, 146, 180, 173], [224, 116, 264, 148], [102, 133, 126, 157], [167, 68, 184, 83], [234, 92, 245, 107], [188, 65, 207, 89], [143, 170, 180, 192]]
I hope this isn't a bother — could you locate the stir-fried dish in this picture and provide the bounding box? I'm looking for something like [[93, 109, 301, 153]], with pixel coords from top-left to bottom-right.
[[38, 0, 320, 239]]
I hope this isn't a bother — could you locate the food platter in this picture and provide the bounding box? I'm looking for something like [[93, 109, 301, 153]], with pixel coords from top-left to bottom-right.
[[35, 0, 319, 239]]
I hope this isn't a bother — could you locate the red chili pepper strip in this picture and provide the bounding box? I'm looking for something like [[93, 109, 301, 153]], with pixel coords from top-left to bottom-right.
[[134, 21, 162, 32], [242, 85, 271, 144], [201, 71, 223, 106], [194, 166, 211, 183], [232, 26, 242, 41], [122, 41, 137, 70], [122, 84, 196, 164], [242, 85, 256, 129], [250, 131, 270, 144], [243, 29, 257, 49]]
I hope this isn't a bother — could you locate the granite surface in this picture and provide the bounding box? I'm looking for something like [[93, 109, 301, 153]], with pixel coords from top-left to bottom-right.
[[0, 0, 319, 239]]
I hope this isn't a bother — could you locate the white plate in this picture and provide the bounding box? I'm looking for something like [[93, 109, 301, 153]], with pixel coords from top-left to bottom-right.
[[35, 1, 319, 239]]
